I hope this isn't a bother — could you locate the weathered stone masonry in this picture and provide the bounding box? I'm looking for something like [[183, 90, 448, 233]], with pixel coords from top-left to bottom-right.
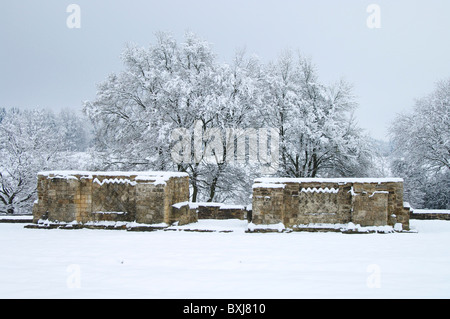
[[251, 178, 410, 230], [32, 171, 194, 226]]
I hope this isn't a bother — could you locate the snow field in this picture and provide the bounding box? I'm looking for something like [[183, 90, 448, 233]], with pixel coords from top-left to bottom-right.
[[1, 219, 450, 299]]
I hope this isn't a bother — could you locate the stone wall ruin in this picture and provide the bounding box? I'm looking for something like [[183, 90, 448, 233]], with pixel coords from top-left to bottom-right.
[[32, 171, 410, 232], [251, 177, 410, 231], [32, 171, 193, 226]]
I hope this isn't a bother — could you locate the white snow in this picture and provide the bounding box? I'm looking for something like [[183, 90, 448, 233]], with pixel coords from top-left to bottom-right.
[[39, 171, 188, 180], [0, 215, 33, 220], [369, 190, 390, 197], [348, 186, 357, 196], [167, 219, 247, 232], [172, 202, 245, 210], [172, 201, 191, 209], [293, 222, 399, 233], [413, 209, 450, 215], [93, 178, 137, 186], [218, 204, 246, 210], [247, 222, 285, 232], [38, 170, 188, 187], [301, 187, 339, 194], [1, 219, 450, 298], [185, 202, 222, 209], [92, 211, 127, 215], [254, 177, 404, 184], [252, 183, 286, 189]]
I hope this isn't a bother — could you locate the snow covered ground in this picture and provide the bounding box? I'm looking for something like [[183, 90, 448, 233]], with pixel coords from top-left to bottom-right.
[[1, 219, 450, 299]]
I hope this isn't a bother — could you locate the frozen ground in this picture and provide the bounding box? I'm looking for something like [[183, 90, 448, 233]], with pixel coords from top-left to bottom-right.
[[1, 219, 450, 299]]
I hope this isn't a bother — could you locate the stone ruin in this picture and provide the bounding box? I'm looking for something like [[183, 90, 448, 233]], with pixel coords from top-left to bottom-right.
[[32, 171, 194, 227], [31, 171, 411, 232], [251, 177, 410, 231]]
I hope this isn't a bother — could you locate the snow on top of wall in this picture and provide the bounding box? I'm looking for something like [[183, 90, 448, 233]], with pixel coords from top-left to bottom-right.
[[301, 187, 339, 194], [172, 201, 245, 210], [175, 202, 222, 209], [252, 183, 286, 189], [254, 177, 403, 186], [92, 178, 137, 186], [219, 204, 247, 210], [92, 211, 127, 215], [368, 190, 390, 197], [412, 209, 450, 215], [38, 171, 189, 183]]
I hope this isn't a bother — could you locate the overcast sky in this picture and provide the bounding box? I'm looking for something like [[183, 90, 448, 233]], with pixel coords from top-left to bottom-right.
[[1, 0, 449, 141]]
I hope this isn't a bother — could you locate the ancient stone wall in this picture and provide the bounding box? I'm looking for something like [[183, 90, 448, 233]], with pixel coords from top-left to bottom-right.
[[171, 202, 247, 221], [33, 171, 191, 225], [33, 171, 411, 232], [192, 202, 247, 220], [252, 178, 410, 230]]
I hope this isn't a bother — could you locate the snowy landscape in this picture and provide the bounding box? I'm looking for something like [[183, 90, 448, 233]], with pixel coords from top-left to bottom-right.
[[1, 217, 450, 299], [1, 1, 449, 302]]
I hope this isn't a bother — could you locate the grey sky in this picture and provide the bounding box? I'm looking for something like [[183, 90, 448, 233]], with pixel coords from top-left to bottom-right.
[[1, 0, 449, 141]]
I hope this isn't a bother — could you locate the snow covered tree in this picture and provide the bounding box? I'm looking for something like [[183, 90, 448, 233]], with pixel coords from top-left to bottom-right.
[[0, 108, 5, 124], [58, 108, 92, 152], [390, 78, 450, 209], [84, 32, 263, 203], [0, 108, 64, 214], [84, 32, 376, 203], [259, 51, 373, 178], [0, 108, 92, 214]]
